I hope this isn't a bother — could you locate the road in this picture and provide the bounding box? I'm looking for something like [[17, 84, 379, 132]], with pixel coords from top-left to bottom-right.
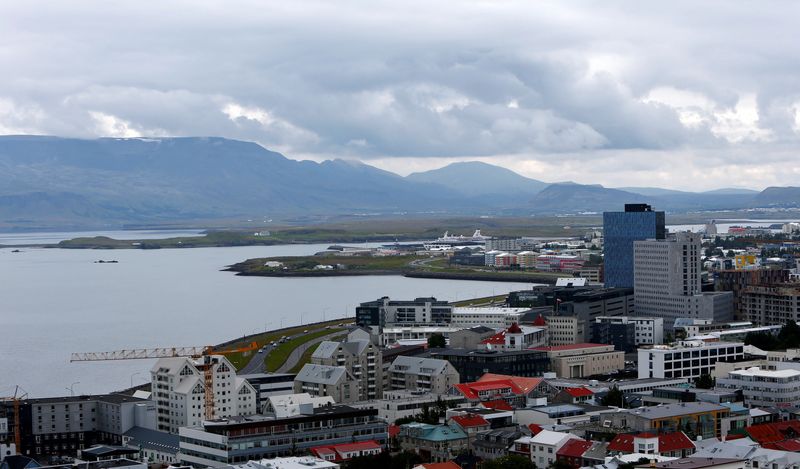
[[275, 330, 349, 373]]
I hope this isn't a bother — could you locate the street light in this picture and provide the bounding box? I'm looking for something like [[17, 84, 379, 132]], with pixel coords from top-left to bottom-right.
[[66, 381, 79, 396], [130, 372, 142, 387]]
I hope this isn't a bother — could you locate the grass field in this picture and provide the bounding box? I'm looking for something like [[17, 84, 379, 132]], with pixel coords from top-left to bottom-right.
[[265, 328, 345, 372]]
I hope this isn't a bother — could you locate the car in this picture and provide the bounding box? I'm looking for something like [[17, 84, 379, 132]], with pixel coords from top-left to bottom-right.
[[303, 330, 308, 333]]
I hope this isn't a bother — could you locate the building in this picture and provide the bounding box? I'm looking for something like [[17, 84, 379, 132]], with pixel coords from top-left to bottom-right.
[[450, 307, 537, 329], [607, 432, 695, 458], [262, 393, 335, 418], [637, 340, 745, 380], [121, 426, 179, 464], [397, 423, 468, 462], [237, 374, 296, 413], [450, 374, 548, 409], [511, 430, 583, 467], [545, 315, 587, 346], [556, 438, 594, 468], [0, 393, 154, 460], [219, 457, 340, 469], [591, 316, 664, 353], [350, 391, 466, 422], [603, 204, 666, 289], [447, 326, 495, 350], [311, 338, 383, 400], [557, 287, 635, 321], [151, 355, 257, 434], [531, 344, 625, 378], [714, 269, 790, 320], [178, 405, 387, 467], [479, 324, 548, 351], [355, 297, 452, 329], [293, 365, 359, 404], [741, 284, 800, 326], [387, 356, 460, 394], [599, 402, 730, 439], [473, 428, 523, 461], [429, 349, 550, 383], [634, 232, 734, 329], [309, 440, 382, 463], [381, 326, 463, 347], [716, 367, 800, 408]]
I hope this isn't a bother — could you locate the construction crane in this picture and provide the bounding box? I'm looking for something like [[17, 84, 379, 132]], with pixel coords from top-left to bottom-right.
[[70, 342, 258, 420], [1, 386, 28, 454]]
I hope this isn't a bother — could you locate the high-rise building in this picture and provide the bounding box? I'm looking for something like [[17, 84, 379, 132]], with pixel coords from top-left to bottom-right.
[[634, 232, 733, 330], [603, 204, 666, 288]]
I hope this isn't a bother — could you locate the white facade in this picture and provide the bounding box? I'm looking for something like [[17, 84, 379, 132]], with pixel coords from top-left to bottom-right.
[[637, 340, 745, 380], [450, 307, 534, 329], [381, 326, 463, 346], [594, 316, 664, 345], [716, 367, 800, 408], [513, 430, 581, 467], [150, 355, 256, 434], [634, 232, 733, 328]]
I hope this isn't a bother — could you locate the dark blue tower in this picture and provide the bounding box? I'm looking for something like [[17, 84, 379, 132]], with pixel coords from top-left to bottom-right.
[[603, 204, 665, 288]]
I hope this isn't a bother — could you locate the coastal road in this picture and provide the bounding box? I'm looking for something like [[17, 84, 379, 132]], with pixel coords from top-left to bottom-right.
[[275, 330, 349, 374]]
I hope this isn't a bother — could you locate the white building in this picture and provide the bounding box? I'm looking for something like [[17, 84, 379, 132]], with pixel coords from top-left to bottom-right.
[[637, 340, 745, 380], [450, 307, 535, 329], [262, 393, 335, 417], [382, 326, 463, 346], [594, 316, 664, 345], [634, 232, 734, 329], [716, 367, 800, 408], [512, 430, 582, 467], [351, 390, 467, 422], [224, 457, 340, 469], [150, 355, 257, 434]]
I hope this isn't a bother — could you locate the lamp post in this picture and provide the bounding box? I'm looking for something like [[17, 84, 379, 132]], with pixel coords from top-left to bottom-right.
[[130, 372, 142, 387], [66, 381, 79, 396]]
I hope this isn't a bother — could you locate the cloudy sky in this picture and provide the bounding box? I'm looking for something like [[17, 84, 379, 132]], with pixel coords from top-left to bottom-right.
[[1, 1, 798, 190]]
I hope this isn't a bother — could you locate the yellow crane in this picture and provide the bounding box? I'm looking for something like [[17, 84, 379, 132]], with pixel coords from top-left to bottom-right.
[[1, 386, 28, 454], [70, 342, 257, 420]]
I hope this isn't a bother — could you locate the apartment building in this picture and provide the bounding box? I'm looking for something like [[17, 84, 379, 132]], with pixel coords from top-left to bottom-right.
[[741, 284, 800, 325], [350, 391, 466, 422], [716, 367, 800, 408], [311, 338, 383, 400], [591, 316, 664, 353], [150, 355, 257, 434], [637, 340, 745, 380], [178, 406, 387, 467], [545, 316, 587, 346], [714, 268, 790, 320], [293, 364, 359, 404], [634, 232, 734, 329], [356, 297, 452, 329], [531, 344, 625, 379], [387, 356, 459, 394], [0, 393, 154, 460]]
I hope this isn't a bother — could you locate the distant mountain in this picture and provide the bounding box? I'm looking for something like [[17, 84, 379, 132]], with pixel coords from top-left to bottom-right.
[[702, 188, 760, 195], [617, 187, 690, 197], [750, 186, 800, 208], [529, 183, 651, 212], [406, 161, 548, 196]]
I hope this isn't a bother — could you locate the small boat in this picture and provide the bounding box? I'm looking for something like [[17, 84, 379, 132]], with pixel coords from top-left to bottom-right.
[[11, 249, 21, 253], [94, 260, 119, 264]]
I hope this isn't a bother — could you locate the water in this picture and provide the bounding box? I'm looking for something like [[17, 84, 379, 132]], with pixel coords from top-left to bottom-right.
[[0, 229, 204, 246], [0, 237, 534, 398]]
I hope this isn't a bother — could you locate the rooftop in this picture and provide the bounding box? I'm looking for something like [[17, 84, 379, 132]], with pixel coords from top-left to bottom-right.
[[651, 458, 746, 469], [531, 343, 610, 352], [609, 402, 727, 420]]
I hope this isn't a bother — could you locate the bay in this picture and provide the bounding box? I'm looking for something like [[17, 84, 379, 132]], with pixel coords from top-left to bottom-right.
[[0, 239, 534, 398]]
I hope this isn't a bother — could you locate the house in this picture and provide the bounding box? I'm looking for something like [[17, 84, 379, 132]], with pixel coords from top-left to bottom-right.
[[479, 323, 547, 351], [310, 440, 383, 463], [398, 423, 469, 462], [553, 387, 594, 404], [744, 420, 800, 450], [511, 430, 583, 466], [556, 439, 594, 468], [450, 373, 548, 408], [448, 414, 490, 440], [473, 428, 524, 461], [607, 432, 696, 458]]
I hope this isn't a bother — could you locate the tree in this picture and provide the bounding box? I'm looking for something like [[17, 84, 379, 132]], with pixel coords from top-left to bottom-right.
[[483, 454, 536, 469], [601, 385, 625, 407], [694, 374, 715, 389], [778, 320, 800, 349], [428, 333, 447, 348]]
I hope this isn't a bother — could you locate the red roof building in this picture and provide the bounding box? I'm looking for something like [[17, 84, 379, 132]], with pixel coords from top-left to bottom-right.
[[450, 414, 491, 434], [553, 386, 595, 404], [746, 420, 800, 450], [413, 463, 462, 469], [480, 323, 547, 351], [608, 432, 695, 458], [556, 439, 594, 469], [310, 440, 383, 462], [481, 399, 514, 411], [451, 373, 545, 408]]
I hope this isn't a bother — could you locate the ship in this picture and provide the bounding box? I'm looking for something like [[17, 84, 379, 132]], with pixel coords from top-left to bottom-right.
[[423, 230, 491, 251]]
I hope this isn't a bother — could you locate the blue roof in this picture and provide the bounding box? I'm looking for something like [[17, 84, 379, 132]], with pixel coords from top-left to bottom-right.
[[720, 402, 748, 413], [401, 423, 468, 441]]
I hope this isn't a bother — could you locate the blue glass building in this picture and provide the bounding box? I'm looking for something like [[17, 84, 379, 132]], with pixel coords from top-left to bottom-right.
[[603, 204, 665, 288]]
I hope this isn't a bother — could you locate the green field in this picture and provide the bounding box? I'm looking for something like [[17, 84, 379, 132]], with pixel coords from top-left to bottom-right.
[[265, 328, 346, 372]]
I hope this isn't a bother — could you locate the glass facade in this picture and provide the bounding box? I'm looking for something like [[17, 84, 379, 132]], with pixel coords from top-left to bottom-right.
[[603, 206, 665, 288]]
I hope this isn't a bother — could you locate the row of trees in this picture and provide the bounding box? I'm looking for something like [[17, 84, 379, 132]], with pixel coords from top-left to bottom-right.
[[745, 320, 800, 351]]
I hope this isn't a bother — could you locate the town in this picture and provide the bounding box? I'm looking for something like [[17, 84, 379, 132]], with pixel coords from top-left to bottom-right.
[[4, 204, 800, 469]]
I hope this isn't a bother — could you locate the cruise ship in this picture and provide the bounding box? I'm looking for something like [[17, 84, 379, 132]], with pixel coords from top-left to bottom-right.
[[423, 230, 490, 251]]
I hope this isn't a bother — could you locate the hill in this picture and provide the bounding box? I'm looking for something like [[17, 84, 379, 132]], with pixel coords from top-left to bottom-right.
[[406, 161, 548, 196]]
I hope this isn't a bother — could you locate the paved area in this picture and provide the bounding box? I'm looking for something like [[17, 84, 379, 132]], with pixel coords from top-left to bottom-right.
[[275, 330, 348, 373]]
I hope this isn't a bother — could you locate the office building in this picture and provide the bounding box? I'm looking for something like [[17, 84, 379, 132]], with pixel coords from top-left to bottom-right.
[[531, 344, 625, 378], [355, 297, 452, 329], [591, 316, 664, 353], [151, 355, 257, 434], [449, 307, 538, 329], [387, 356, 460, 394], [429, 349, 550, 383], [634, 233, 734, 329], [603, 204, 666, 288], [178, 405, 387, 467], [741, 284, 800, 325], [479, 324, 548, 351], [545, 315, 587, 345], [637, 340, 745, 380], [716, 367, 800, 408]]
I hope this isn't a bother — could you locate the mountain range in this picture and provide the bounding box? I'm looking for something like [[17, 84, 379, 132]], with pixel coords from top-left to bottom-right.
[[0, 135, 797, 229]]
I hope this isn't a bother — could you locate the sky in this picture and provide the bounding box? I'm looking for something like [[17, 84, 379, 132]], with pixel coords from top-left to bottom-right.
[[1, 1, 799, 191]]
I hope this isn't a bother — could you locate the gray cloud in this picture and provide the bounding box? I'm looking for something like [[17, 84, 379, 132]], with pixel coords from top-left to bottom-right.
[[1, 1, 799, 189]]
